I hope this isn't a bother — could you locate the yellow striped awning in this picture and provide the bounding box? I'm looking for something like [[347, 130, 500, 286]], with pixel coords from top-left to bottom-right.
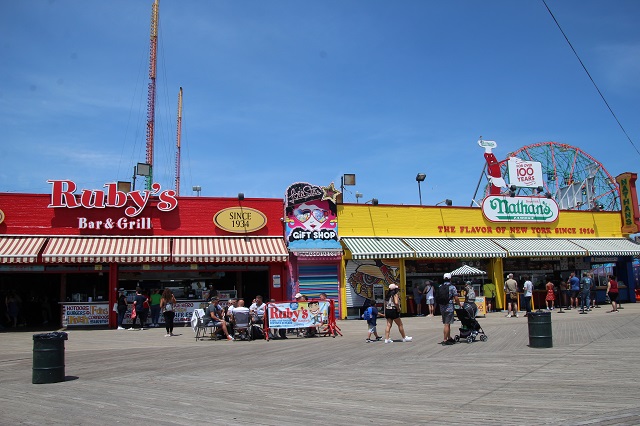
[[404, 238, 508, 258], [340, 237, 414, 260], [492, 238, 587, 257], [570, 238, 640, 257]]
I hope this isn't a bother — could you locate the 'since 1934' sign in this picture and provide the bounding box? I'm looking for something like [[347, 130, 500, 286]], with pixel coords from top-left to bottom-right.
[[482, 195, 559, 223]]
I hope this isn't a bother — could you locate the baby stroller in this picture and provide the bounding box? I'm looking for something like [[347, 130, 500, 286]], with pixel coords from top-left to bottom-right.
[[454, 303, 488, 343]]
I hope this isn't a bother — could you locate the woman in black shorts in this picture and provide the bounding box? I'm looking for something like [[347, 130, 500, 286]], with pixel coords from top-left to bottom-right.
[[383, 284, 412, 344]]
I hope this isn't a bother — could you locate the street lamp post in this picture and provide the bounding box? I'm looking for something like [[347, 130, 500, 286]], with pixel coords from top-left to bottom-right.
[[416, 173, 426, 205], [192, 185, 202, 196]]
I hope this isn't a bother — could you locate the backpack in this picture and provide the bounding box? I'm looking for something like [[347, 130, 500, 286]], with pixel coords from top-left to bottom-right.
[[362, 307, 373, 321], [436, 283, 452, 305]]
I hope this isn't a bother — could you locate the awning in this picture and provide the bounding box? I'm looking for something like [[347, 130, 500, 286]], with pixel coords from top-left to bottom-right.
[[492, 238, 586, 257], [42, 237, 171, 263], [341, 237, 414, 260], [404, 238, 508, 258], [172, 237, 288, 263], [0, 236, 47, 264], [570, 238, 640, 257], [450, 265, 487, 276]]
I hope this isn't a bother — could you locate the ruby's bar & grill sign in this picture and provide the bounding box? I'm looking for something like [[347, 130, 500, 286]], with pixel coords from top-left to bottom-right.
[[482, 195, 559, 223], [47, 179, 178, 230]]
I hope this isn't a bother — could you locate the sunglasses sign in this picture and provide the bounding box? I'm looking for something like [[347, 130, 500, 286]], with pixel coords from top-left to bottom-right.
[[284, 182, 341, 249]]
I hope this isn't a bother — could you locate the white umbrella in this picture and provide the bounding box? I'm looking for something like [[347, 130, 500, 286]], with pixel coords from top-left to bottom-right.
[[450, 264, 487, 276]]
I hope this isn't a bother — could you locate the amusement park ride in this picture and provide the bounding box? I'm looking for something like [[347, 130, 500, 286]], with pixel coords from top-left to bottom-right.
[[135, 0, 183, 197], [474, 138, 620, 212]]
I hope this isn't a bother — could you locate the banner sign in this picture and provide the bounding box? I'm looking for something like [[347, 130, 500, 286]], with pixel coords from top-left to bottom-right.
[[482, 195, 559, 223], [507, 157, 543, 188], [267, 301, 330, 329], [616, 173, 640, 234]]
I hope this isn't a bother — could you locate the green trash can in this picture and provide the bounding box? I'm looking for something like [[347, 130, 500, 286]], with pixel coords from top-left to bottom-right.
[[32, 332, 68, 384], [527, 311, 552, 348]]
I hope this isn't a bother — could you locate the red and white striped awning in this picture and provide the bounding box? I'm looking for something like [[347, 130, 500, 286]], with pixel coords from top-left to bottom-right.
[[0, 236, 47, 264], [172, 237, 288, 263], [42, 237, 171, 263]]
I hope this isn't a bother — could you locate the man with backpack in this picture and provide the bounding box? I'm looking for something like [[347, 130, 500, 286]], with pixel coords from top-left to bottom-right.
[[437, 273, 460, 345]]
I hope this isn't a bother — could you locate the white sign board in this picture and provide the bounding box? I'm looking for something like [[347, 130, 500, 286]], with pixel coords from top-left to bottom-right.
[[508, 157, 543, 188]]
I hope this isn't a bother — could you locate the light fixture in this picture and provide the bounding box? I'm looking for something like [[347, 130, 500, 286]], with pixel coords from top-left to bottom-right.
[[132, 162, 152, 191], [238, 192, 244, 201], [192, 185, 202, 196], [436, 199, 452, 206], [365, 198, 378, 205], [117, 181, 131, 193], [340, 173, 356, 203], [416, 173, 426, 206], [355, 192, 363, 203]]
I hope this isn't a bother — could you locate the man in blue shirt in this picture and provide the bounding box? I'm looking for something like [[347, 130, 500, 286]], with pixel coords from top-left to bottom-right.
[[569, 272, 580, 310]]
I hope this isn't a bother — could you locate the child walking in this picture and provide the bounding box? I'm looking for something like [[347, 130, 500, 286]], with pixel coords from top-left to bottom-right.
[[363, 304, 383, 342]]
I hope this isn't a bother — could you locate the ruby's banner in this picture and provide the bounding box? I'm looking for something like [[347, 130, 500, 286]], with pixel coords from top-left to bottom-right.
[[267, 301, 329, 329]]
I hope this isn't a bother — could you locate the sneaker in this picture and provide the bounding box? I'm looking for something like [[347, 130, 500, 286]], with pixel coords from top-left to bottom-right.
[[403, 336, 413, 342], [127, 327, 135, 331], [384, 339, 393, 343], [117, 326, 125, 330], [170, 332, 176, 336], [365, 339, 372, 343], [165, 333, 171, 337], [442, 340, 454, 346], [375, 336, 382, 341], [506, 314, 512, 318], [227, 336, 234, 341], [140, 328, 145, 331], [514, 314, 518, 318]]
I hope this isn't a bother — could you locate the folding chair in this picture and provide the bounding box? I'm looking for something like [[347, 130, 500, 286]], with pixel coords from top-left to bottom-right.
[[193, 309, 219, 341], [231, 307, 251, 341]]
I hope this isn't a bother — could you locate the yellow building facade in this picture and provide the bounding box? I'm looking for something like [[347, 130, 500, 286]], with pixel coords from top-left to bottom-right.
[[337, 203, 639, 318]]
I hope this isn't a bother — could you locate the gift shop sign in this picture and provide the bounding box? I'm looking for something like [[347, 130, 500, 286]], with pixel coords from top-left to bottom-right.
[[47, 180, 178, 230], [213, 207, 267, 233], [482, 196, 558, 223]]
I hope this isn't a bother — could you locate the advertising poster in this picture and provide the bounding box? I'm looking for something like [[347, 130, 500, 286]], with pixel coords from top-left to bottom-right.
[[62, 304, 110, 326]]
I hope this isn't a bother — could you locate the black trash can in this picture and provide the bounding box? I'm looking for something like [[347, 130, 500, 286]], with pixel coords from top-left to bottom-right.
[[32, 332, 68, 384], [527, 311, 552, 348]]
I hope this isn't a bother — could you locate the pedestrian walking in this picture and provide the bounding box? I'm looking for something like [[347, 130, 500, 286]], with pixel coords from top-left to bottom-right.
[[383, 284, 412, 343], [606, 275, 619, 313], [160, 288, 177, 336], [363, 303, 383, 342]]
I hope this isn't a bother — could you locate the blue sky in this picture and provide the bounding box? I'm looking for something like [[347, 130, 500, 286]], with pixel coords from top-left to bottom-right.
[[1, 0, 639, 206]]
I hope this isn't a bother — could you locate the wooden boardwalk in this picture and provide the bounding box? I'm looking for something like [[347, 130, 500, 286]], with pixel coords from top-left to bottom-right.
[[1, 304, 639, 425]]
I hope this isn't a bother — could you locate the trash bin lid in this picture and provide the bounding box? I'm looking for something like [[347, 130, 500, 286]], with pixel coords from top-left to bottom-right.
[[529, 311, 551, 317], [33, 331, 69, 340]]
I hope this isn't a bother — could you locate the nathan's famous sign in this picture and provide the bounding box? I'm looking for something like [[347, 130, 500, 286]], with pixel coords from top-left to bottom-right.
[[482, 195, 559, 223]]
